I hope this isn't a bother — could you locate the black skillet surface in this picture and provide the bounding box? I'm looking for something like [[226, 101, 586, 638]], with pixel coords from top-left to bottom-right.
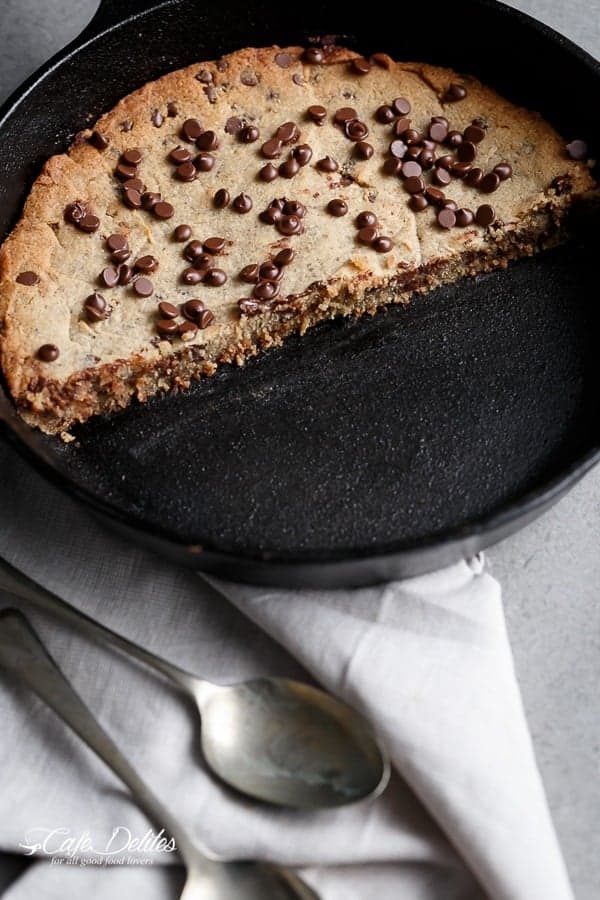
[[0, 0, 599, 587]]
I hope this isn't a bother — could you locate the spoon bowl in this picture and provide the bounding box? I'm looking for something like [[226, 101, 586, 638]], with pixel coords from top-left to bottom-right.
[[197, 677, 389, 808]]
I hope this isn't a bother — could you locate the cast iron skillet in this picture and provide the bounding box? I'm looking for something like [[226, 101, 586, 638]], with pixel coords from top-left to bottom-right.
[[0, 0, 598, 587]]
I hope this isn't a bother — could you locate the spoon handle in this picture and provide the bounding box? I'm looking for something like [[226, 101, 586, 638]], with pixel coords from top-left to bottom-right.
[[0, 608, 197, 862], [0, 555, 197, 693]]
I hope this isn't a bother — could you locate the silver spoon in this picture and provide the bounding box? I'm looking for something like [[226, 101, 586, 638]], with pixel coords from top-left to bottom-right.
[[0, 608, 318, 900], [0, 556, 389, 809]]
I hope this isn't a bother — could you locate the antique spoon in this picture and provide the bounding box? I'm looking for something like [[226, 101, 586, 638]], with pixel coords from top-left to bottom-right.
[[0, 609, 318, 900], [0, 556, 389, 808]]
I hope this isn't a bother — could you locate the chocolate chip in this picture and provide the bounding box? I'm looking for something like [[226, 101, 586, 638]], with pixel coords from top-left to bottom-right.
[[334, 107, 357, 125], [345, 119, 369, 141], [382, 158, 401, 175], [240, 125, 260, 143], [123, 187, 143, 208], [277, 214, 301, 235], [274, 247, 295, 266], [205, 268, 227, 286], [445, 130, 463, 148], [192, 253, 213, 270], [293, 144, 313, 165], [107, 234, 128, 253], [432, 167, 452, 186], [37, 344, 59, 362], [566, 139, 588, 160], [354, 141, 374, 160], [455, 207, 475, 227], [176, 162, 197, 182], [174, 224, 192, 241], [240, 70, 260, 86], [465, 167, 484, 187], [122, 148, 143, 166], [373, 236, 393, 253], [154, 201, 174, 219], [452, 161, 473, 178], [200, 237, 225, 255], [181, 118, 204, 141], [444, 83, 467, 102], [425, 186, 446, 206], [356, 211, 377, 228], [260, 206, 282, 225], [393, 117, 411, 136], [182, 268, 206, 286], [89, 130, 109, 150], [240, 263, 260, 283], [494, 162, 513, 181], [134, 255, 158, 273], [178, 321, 198, 341], [141, 191, 161, 210], [357, 226, 378, 244], [78, 214, 100, 232], [276, 122, 300, 144], [16, 271, 39, 285], [196, 130, 219, 151], [213, 188, 230, 208], [370, 52, 391, 68], [464, 124, 486, 144], [182, 298, 206, 320], [303, 47, 324, 64], [167, 101, 178, 117], [442, 199, 458, 211], [429, 120, 448, 143], [437, 207, 456, 229], [254, 280, 279, 300], [350, 57, 371, 75], [259, 261, 281, 281], [100, 266, 119, 287], [419, 149, 435, 169], [283, 199, 306, 217], [409, 193, 428, 212], [118, 264, 134, 285], [480, 172, 500, 193], [262, 138, 283, 159], [83, 291, 108, 322], [64, 201, 87, 223], [199, 309, 215, 329], [259, 163, 278, 181], [406, 145, 421, 160], [196, 69, 213, 84], [224, 116, 243, 135], [475, 204, 496, 226], [457, 141, 477, 163], [307, 105, 327, 125], [389, 139, 408, 159], [316, 155, 338, 172], [376, 105, 395, 124], [152, 109, 164, 127], [119, 119, 133, 132], [157, 318, 179, 336], [158, 301, 179, 318], [84, 291, 109, 322], [195, 152, 215, 171], [275, 51, 294, 68], [233, 192, 253, 213], [392, 97, 411, 116], [327, 198, 348, 217], [404, 175, 425, 194], [133, 277, 153, 297], [279, 156, 300, 178], [401, 160, 422, 178], [115, 162, 138, 181], [123, 177, 144, 194]]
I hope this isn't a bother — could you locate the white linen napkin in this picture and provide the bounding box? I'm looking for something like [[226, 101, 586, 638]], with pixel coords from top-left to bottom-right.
[[0, 440, 573, 900]]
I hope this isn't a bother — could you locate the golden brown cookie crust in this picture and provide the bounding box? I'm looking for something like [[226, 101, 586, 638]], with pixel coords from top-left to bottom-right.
[[0, 45, 595, 433]]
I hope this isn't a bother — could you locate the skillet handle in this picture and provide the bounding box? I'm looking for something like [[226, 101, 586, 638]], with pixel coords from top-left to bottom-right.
[[86, 0, 159, 34]]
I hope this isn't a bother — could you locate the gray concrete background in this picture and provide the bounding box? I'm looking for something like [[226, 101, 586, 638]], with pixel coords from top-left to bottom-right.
[[0, 0, 598, 897]]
